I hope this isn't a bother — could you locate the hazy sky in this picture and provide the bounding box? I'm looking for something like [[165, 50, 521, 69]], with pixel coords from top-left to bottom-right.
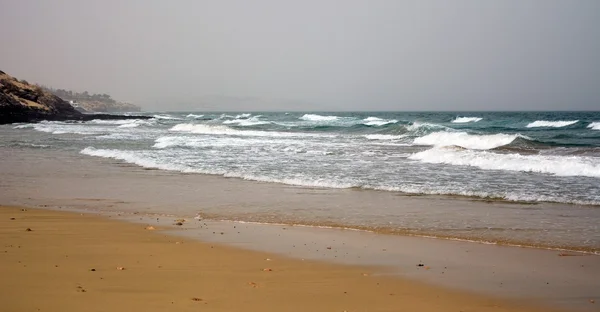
[[1, 0, 599, 111]]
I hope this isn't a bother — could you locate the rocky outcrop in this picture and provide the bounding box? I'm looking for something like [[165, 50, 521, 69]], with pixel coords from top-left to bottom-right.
[[0, 70, 149, 124]]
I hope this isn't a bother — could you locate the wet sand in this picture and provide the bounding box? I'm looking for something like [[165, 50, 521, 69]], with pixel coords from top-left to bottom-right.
[[0, 206, 560, 312]]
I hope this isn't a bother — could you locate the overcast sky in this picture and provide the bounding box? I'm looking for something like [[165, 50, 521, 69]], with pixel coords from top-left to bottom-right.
[[1, 0, 599, 111]]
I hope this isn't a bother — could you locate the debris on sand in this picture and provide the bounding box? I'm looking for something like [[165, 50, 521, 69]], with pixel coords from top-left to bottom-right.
[[263, 268, 273, 272], [191, 297, 203, 301], [116, 267, 126, 270], [145, 226, 155, 230], [174, 222, 184, 226], [25, 228, 33, 232]]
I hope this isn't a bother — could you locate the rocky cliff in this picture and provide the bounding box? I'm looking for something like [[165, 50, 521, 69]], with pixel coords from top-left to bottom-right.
[[0, 70, 82, 124]]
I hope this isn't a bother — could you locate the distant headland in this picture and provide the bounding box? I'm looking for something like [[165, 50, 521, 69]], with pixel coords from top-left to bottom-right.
[[0, 70, 149, 124]]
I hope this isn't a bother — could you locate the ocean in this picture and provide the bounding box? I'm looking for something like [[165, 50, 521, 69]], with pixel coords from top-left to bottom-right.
[[2, 111, 600, 253]]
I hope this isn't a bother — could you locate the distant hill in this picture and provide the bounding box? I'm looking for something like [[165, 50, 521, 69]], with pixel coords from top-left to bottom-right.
[[41, 87, 141, 113], [0, 70, 149, 124]]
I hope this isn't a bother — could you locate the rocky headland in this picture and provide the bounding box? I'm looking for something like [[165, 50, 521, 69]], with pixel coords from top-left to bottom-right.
[[0, 70, 149, 124]]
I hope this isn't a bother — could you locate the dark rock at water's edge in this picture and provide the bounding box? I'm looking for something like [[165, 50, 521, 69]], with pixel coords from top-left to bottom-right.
[[0, 70, 151, 124]]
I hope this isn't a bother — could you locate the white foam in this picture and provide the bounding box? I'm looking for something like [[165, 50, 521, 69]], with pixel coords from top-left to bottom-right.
[[88, 119, 135, 125], [235, 113, 252, 119], [587, 122, 600, 130], [526, 120, 579, 128], [409, 147, 600, 178], [363, 134, 407, 140], [362, 117, 398, 126], [413, 132, 522, 150], [117, 120, 154, 128], [300, 114, 339, 121], [153, 114, 181, 120], [80, 147, 355, 189], [169, 123, 330, 138], [186, 114, 205, 119], [452, 116, 482, 123], [405, 122, 449, 133], [223, 116, 270, 126]]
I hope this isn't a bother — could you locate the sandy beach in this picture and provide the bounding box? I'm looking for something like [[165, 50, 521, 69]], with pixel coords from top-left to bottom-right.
[[1, 205, 566, 312]]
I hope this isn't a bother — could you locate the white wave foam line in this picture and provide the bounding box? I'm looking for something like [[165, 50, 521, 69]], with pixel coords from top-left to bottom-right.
[[588, 122, 600, 130], [235, 113, 252, 119], [169, 123, 332, 138], [526, 120, 578, 128], [153, 114, 182, 120], [88, 119, 136, 125], [362, 117, 398, 126], [80, 147, 355, 189], [414, 131, 522, 150], [409, 147, 600, 178], [186, 114, 204, 119], [81, 147, 193, 172], [405, 121, 449, 133], [223, 116, 270, 126], [452, 116, 482, 123], [363, 134, 407, 140], [117, 119, 154, 128], [300, 114, 339, 121]]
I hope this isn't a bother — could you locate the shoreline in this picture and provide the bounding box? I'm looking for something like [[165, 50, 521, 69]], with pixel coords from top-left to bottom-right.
[[0, 205, 573, 312], [1, 145, 598, 254]]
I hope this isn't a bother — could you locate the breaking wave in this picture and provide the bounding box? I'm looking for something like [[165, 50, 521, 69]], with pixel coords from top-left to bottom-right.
[[526, 120, 579, 128], [409, 147, 600, 178], [300, 114, 340, 121], [452, 116, 482, 123], [413, 132, 524, 150], [588, 122, 600, 130], [362, 117, 398, 126], [169, 123, 330, 138]]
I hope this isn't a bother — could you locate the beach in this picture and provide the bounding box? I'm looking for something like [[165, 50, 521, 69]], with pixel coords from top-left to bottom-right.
[[0, 205, 569, 312]]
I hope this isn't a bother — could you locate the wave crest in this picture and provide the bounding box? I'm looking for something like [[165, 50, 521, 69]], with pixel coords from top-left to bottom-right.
[[526, 120, 579, 128], [409, 147, 600, 178], [413, 132, 523, 150], [588, 122, 600, 130], [452, 116, 482, 123]]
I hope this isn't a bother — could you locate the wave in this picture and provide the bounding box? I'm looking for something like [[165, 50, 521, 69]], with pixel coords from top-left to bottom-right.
[[409, 147, 600, 178], [186, 114, 205, 119], [169, 123, 331, 138], [452, 116, 482, 123], [234, 113, 252, 119], [588, 122, 600, 130], [413, 132, 524, 150], [153, 114, 182, 120], [362, 117, 398, 126], [88, 119, 135, 125], [526, 120, 579, 128], [363, 134, 407, 140], [300, 114, 340, 121], [223, 116, 270, 126]]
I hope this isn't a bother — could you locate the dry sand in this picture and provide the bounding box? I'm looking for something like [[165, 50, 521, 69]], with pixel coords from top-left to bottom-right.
[[0, 206, 561, 312]]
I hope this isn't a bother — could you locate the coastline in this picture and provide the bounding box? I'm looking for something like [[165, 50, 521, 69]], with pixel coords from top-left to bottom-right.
[[0, 205, 568, 312]]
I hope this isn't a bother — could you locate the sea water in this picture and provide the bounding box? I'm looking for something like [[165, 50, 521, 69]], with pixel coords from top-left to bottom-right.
[[2, 111, 600, 252]]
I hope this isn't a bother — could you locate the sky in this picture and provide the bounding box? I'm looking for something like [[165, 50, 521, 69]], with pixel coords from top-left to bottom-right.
[[1, 0, 599, 111]]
